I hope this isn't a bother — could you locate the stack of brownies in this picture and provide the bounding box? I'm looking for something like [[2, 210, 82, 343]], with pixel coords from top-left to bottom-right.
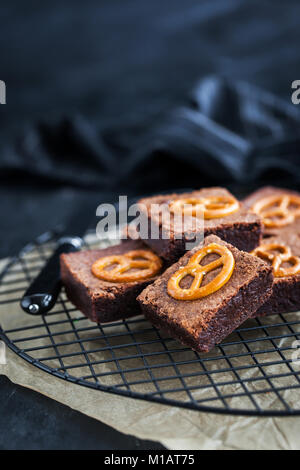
[[60, 186, 300, 352]]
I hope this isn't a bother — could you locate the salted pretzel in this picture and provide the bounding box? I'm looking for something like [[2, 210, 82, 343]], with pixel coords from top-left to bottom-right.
[[92, 250, 162, 283], [251, 243, 300, 278], [167, 243, 235, 300], [169, 195, 239, 219], [252, 194, 300, 228]]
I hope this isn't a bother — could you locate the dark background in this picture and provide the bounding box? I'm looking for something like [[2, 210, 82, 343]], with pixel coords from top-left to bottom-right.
[[1, 0, 300, 450]]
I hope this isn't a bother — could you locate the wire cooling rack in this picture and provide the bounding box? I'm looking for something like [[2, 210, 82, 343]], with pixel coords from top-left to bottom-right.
[[1, 229, 300, 417]]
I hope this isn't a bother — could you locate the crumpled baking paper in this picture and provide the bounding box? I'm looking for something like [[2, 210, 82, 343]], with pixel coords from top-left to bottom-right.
[[1, 239, 300, 450]]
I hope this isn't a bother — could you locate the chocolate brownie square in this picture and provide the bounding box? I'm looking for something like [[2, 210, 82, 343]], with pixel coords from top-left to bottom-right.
[[252, 232, 300, 317], [138, 235, 273, 352], [60, 240, 163, 323], [136, 187, 262, 264], [243, 186, 300, 237]]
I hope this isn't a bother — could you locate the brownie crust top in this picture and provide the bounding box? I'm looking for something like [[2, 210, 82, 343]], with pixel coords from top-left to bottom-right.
[[253, 231, 300, 285], [243, 186, 300, 209], [243, 186, 300, 236], [60, 240, 161, 296], [138, 234, 272, 332]]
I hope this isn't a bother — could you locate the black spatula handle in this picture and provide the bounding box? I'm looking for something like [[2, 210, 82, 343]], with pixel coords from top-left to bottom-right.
[[21, 236, 83, 315]]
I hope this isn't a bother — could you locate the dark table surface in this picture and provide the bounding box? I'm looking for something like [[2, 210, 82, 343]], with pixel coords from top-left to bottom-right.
[[1, 0, 300, 450]]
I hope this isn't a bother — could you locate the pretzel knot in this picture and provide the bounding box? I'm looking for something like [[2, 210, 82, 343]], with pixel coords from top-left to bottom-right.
[[167, 243, 235, 300], [252, 194, 300, 228], [92, 250, 162, 283], [169, 195, 239, 219], [252, 243, 300, 278]]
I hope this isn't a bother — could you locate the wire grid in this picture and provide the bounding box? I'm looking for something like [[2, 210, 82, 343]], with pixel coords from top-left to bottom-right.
[[1, 230, 300, 416]]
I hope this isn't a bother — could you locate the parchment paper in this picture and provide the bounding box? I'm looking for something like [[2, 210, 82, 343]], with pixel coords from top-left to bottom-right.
[[1, 246, 300, 450]]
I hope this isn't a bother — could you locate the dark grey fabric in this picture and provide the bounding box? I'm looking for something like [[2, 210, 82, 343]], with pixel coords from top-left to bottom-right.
[[1, 0, 300, 195]]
